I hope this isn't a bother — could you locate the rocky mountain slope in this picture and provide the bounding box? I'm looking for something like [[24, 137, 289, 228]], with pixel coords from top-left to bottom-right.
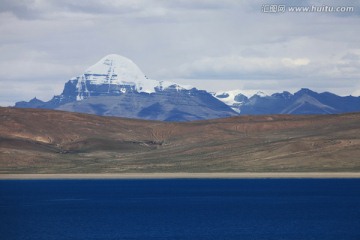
[[15, 54, 237, 121], [1, 107, 360, 173]]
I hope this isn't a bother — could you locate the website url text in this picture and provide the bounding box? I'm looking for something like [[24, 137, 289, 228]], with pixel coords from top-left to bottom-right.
[[262, 5, 355, 13]]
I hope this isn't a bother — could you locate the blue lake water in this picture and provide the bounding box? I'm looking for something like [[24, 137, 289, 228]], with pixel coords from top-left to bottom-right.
[[0, 179, 360, 240]]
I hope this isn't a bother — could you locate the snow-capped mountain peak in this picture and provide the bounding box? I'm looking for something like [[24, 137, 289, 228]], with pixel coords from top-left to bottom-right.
[[214, 90, 249, 113], [214, 90, 244, 104], [73, 54, 190, 100], [84, 54, 148, 86]]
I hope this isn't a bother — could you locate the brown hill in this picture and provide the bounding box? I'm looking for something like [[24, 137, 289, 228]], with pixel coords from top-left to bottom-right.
[[1, 107, 360, 173]]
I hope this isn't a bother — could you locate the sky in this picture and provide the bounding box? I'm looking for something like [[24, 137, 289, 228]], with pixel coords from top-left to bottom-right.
[[0, 0, 359, 106]]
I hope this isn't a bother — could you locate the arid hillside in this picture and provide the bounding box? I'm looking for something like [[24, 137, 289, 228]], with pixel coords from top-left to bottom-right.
[[1, 107, 360, 173]]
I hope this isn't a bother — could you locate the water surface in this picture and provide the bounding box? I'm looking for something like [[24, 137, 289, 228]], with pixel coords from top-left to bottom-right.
[[1, 179, 360, 239]]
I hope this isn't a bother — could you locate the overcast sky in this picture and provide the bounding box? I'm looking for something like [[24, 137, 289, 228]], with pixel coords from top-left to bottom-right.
[[0, 0, 359, 106]]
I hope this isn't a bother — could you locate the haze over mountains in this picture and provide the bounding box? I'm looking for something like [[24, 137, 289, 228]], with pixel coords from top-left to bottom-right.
[[15, 54, 360, 121]]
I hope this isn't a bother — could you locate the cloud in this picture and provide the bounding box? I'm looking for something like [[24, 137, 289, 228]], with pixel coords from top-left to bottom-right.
[[162, 0, 242, 10], [0, 80, 64, 106], [0, 0, 165, 20], [336, 51, 360, 77], [0, 56, 82, 104], [0, 0, 41, 19], [1, 0, 358, 21], [163, 55, 313, 79], [159, 50, 360, 96], [0, 60, 80, 81], [281, 58, 310, 67], [0, 0, 233, 20]]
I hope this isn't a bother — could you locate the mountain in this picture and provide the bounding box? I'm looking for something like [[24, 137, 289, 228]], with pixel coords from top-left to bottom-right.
[[15, 54, 360, 119], [1, 107, 360, 173], [215, 88, 360, 115], [15, 54, 237, 121]]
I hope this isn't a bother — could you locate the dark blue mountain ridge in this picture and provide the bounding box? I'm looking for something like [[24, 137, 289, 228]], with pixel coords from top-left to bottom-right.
[[215, 88, 360, 115]]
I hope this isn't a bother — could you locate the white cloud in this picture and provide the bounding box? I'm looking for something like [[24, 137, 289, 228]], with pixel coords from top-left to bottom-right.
[[162, 55, 313, 79], [0, 60, 80, 80], [281, 58, 310, 67], [160, 49, 360, 83]]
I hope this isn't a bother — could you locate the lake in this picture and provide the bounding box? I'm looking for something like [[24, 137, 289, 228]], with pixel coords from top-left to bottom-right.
[[1, 179, 360, 239]]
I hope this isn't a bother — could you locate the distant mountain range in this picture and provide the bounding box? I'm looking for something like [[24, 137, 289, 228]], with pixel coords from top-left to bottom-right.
[[15, 54, 360, 121], [214, 88, 360, 115]]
